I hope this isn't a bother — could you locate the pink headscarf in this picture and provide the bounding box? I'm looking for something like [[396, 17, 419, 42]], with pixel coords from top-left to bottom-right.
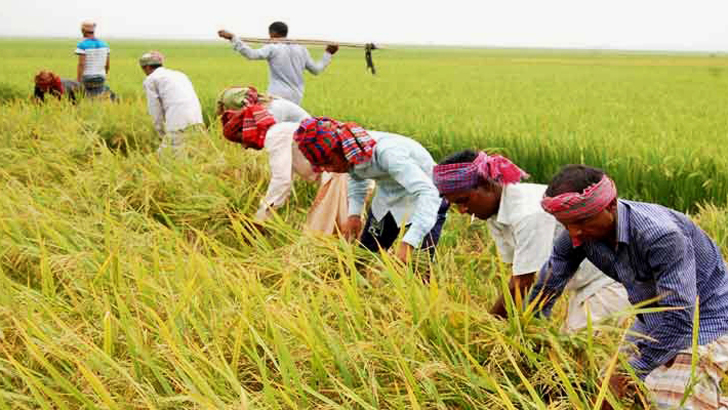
[[541, 174, 617, 224], [433, 151, 529, 194]]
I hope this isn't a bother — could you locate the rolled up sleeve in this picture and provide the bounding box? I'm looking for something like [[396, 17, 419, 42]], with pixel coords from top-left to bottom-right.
[[231, 36, 273, 60], [528, 231, 585, 316]]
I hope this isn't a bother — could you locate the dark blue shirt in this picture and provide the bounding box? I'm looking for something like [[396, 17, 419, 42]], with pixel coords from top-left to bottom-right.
[[529, 199, 728, 378]]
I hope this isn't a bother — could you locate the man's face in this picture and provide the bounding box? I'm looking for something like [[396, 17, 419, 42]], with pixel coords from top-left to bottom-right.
[[318, 149, 351, 173], [443, 185, 501, 220], [555, 202, 617, 245]]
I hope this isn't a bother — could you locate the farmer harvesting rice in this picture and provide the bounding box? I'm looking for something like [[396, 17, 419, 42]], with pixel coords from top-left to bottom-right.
[[433, 151, 630, 329], [217, 22, 338, 105], [33, 70, 81, 103], [528, 165, 728, 408], [139, 51, 204, 158], [215, 86, 309, 121], [220, 93, 350, 234], [75, 21, 112, 98], [293, 117, 448, 263]]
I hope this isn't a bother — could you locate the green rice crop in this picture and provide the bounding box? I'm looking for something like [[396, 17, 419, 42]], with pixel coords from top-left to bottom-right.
[[1, 39, 727, 408]]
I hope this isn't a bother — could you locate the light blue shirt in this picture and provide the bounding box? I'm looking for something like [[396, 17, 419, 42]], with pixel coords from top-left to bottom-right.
[[347, 132, 441, 247], [230, 36, 332, 105]]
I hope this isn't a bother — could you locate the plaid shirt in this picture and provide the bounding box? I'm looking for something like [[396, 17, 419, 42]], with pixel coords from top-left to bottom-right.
[[529, 199, 728, 378]]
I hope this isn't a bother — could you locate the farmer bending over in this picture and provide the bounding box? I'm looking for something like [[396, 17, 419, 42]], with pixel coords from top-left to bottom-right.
[[139, 51, 204, 158], [33, 70, 81, 104], [529, 164, 728, 408], [433, 151, 630, 329], [293, 117, 448, 264], [220, 93, 351, 235], [218, 22, 338, 105], [216, 85, 309, 121]]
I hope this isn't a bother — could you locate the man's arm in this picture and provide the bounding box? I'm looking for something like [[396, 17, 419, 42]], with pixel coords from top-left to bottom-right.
[[255, 132, 294, 221], [378, 149, 441, 248], [33, 86, 43, 102], [491, 273, 536, 318], [528, 231, 586, 316], [76, 55, 85, 82], [491, 213, 558, 317], [143, 80, 164, 135], [628, 231, 697, 379], [105, 54, 110, 75], [304, 47, 335, 75], [347, 174, 370, 218]]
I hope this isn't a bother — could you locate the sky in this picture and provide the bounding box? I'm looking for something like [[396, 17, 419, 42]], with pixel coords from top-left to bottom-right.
[[2, 0, 728, 51]]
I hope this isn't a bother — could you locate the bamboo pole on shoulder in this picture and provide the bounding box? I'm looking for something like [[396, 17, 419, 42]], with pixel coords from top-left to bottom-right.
[[236, 37, 382, 50]]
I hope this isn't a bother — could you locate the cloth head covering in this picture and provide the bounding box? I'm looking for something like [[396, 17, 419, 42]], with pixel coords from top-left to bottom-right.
[[217, 86, 274, 112], [81, 20, 96, 32], [34, 70, 64, 95], [294, 117, 376, 169], [139, 51, 165, 67], [541, 174, 617, 224], [433, 151, 529, 194], [221, 104, 276, 150]]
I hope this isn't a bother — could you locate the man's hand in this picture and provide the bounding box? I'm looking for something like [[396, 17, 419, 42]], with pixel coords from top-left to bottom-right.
[[250, 221, 267, 237], [607, 372, 632, 399], [218, 30, 234, 41], [343, 215, 363, 242], [395, 242, 414, 264], [326, 44, 339, 55]]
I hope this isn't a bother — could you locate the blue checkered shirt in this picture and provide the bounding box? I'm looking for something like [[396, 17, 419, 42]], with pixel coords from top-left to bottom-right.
[[529, 199, 728, 378]]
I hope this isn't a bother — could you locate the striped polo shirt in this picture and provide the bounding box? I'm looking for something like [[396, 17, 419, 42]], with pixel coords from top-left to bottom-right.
[[75, 38, 110, 78]]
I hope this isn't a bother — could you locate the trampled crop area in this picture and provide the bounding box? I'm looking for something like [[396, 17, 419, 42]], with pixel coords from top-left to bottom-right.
[[1, 39, 728, 408]]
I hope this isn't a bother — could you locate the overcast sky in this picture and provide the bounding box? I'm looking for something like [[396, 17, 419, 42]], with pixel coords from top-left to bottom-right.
[[2, 0, 727, 51]]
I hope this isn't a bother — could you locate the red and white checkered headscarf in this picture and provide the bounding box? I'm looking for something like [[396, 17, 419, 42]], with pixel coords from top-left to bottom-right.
[[541, 174, 617, 224], [294, 117, 376, 171], [221, 104, 276, 150]]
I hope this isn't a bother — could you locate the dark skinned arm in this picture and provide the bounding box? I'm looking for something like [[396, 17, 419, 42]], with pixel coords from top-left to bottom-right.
[[77, 55, 85, 82], [490, 272, 536, 318]]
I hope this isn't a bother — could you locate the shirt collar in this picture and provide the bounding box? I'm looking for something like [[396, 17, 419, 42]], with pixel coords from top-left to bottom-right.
[[616, 199, 630, 247], [491, 184, 510, 224]]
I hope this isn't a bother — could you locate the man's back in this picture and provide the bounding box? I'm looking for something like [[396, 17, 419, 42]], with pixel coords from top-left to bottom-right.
[[230, 39, 333, 105], [143, 67, 203, 132], [75, 38, 110, 78]]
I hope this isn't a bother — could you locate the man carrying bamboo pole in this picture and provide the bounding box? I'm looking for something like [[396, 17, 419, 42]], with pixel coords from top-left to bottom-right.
[[529, 165, 728, 409], [217, 22, 338, 105]]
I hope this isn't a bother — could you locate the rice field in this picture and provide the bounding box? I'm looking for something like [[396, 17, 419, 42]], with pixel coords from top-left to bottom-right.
[[1, 39, 728, 408]]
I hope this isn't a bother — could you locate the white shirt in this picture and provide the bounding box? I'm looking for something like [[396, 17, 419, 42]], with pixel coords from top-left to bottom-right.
[[231, 36, 332, 105], [267, 99, 310, 124], [487, 183, 618, 301], [143, 67, 203, 134], [256, 122, 319, 221]]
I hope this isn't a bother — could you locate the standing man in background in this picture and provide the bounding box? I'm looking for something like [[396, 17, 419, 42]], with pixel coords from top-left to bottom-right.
[[75, 21, 111, 97], [217, 22, 338, 105], [139, 51, 204, 159]]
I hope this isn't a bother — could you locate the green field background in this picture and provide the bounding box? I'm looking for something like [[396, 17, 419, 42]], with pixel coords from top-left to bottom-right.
[[2, 39, 728, 408], [2, 39, 728, 209]]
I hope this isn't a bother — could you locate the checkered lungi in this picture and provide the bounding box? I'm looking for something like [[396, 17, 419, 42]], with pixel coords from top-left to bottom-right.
[[645, 334, 728, 409]]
